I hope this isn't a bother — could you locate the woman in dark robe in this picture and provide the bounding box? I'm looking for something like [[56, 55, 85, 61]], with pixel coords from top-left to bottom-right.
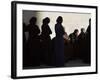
[[40, 17, 52, 65], [23, 23, 29, 67], [83, 18, 91, 64], [54, 16, 65, 67], [27, 17, 40, 67]]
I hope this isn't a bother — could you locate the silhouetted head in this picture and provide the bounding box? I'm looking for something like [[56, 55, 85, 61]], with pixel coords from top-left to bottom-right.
[[74, 29, 79, 37], [89, 18, 91, 25], [43, 17, 50, 24], [81, 28, 85, 33], [56, 16, 63, 24], [29, 17, 37, 25]]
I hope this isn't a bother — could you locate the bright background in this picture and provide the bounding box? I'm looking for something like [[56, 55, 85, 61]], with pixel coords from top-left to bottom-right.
[[23, 10, 91, 39], [0, 0, 99, 80]]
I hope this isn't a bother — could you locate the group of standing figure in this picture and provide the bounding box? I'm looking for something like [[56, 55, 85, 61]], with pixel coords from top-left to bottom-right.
[[63, 18, 91, 64], [23, 16, 91, 68]]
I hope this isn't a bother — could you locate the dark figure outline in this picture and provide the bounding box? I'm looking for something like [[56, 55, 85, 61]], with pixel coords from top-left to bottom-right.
[[26, 17, 40, 67], [54, 16, 65, 67], [69, 29, 79, 60], [83, 18, 91, 64], [78, 28, 86, 60], [40, 17, 52, 65]]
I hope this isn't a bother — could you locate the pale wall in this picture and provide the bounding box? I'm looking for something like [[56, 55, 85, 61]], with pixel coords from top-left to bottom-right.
[[23, 11, 91, 38]]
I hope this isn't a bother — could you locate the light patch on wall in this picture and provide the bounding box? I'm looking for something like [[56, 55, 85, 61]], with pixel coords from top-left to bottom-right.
[[23, 10, 91, 39]]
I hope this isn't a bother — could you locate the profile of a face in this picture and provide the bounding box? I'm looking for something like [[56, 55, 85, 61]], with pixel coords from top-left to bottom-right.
[[56, 16, 63, 23]]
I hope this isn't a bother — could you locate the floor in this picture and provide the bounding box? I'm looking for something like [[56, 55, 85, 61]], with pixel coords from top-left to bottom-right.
[[23, 59, 90, 69]]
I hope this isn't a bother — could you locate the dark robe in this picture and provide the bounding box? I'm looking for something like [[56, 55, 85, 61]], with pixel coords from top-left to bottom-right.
[[54, 23, 65, 67], [23, 23, 29, 67], [69, 33, 79, 59], [41, 24, 52, 65], [83, 25, 91, 63], [27, 24, 40, 66], [78, 32, 86, 60]]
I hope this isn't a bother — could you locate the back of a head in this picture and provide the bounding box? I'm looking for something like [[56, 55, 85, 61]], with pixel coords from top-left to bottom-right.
[[74, 29, 79, 37], [74, 29, 79, 33], [29, 17, 37, 24]]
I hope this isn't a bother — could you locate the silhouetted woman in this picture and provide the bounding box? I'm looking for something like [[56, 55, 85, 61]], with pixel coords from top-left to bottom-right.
[[23, 23, 28, 67], [41, 17, 52, 65], [69, 29, 79, 60], [78, 28, 86, 60], [83, 18, 91, 63], [27, 17, 40, 66], [54, 16, 65, 67]]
